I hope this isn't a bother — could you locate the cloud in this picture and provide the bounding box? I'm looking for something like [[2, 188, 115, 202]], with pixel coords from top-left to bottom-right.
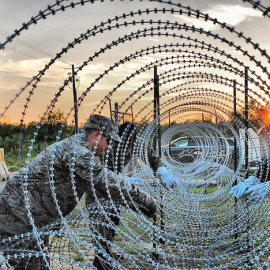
[[174, 5, 262, 31], [148, 38, 160, 42], [1, 58, 53, 77]]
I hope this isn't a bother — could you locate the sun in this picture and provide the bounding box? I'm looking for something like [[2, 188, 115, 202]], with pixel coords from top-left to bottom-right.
[[261, 110, 270, 127]]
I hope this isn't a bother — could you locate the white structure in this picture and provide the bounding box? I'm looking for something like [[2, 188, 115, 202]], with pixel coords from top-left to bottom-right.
[[239, 128, 262, 164], [0, 148, 10, 181]]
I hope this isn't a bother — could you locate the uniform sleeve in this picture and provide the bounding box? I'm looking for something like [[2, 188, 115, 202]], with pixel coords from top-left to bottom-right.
[[71, 145, 97, 182], [73, 151, 92, 181], [90, 168, 156, 218], [148, 148, 163, 172]]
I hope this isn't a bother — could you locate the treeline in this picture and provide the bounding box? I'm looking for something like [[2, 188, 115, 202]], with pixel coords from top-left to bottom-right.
[[0, 110, 74, 171]]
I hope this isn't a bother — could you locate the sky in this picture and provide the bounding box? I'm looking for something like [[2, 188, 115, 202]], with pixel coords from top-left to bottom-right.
[[0, 0, 270, 125]]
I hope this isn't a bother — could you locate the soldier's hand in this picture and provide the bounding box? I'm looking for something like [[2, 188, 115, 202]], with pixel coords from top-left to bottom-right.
[[148, 149, 161, 172], [51, 223, 62, 237], [156, 166, 178, 191], [140, 201, 157, 218]]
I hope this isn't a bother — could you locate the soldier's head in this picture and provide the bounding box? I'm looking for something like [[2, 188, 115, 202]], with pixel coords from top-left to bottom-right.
[[84, 114, 121, 156]]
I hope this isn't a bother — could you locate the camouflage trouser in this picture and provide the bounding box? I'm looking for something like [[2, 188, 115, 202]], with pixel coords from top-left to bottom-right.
[[87, 201, 120, 251], [86, 202, 121, 270], [0, 206, 50, 270], [0, 232, 50, 270]]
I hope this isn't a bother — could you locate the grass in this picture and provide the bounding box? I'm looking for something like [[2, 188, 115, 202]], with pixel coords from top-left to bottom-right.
[[2, 156, 268, 269], [1, 185, 267, 269]]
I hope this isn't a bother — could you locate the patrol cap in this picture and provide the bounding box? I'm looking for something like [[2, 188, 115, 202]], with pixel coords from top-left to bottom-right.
[[84, 114, 121, 142]]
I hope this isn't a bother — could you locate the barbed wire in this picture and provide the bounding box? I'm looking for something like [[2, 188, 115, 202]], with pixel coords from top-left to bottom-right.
[[1, 0, 270, 269]]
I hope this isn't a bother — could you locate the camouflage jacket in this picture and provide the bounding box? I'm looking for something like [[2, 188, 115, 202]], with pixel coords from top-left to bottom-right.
[[0, 133, 156, 234]]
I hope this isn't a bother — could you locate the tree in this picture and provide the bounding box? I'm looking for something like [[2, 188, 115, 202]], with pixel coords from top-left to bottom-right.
[[42, 109, 66, 125], [233, 98, 270, 129], [37, 109, 72, 142], [247, 99, 270, 128]]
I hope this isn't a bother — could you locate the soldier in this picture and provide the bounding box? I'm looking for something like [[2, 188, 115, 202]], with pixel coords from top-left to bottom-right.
[[106, 121, 178, 188], [92, 121, 178, 269], [113, 122, 178, 190], [0, 114, 157, 270]]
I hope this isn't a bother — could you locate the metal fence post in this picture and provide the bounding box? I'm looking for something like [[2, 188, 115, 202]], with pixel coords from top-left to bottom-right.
[[72, 64, 79, 133]]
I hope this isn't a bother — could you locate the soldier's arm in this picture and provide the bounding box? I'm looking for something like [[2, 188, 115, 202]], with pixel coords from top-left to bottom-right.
[[148, 148, 179, 190], [93, 168, 156, 218], [72, 145, 156, 217], [148, 148, 163, 172]]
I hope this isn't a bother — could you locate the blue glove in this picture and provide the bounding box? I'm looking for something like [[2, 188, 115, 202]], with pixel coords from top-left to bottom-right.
[[229, 175, 260, 198], [156, 166, 178, 190], [245, 182, 270, 203]]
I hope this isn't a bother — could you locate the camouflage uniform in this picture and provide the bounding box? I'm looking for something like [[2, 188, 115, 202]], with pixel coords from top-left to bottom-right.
[[108, 122, 162, 174], [99, 122, 162, 268], [0, 115, 157, 270]]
